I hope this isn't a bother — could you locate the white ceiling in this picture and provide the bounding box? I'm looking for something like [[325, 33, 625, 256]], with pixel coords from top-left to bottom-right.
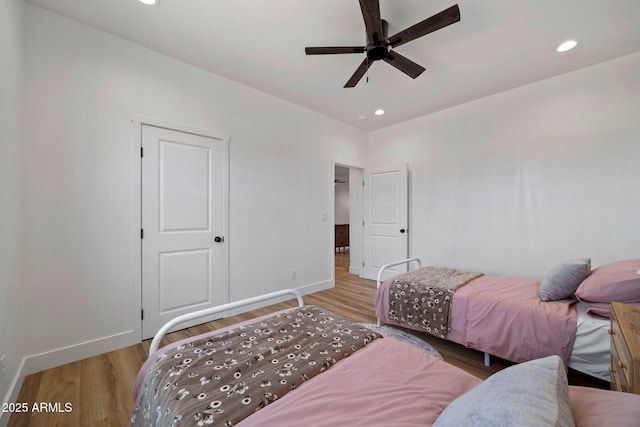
[[25, 0, 640, 131]]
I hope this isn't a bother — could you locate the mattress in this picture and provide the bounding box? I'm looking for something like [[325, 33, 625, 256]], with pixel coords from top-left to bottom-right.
[[569, 301, 611, 381]]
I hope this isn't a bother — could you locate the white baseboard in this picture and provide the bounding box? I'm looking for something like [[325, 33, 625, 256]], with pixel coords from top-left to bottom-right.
[[23, 330, 138, 377], [297, 278, 334, 295], [224, 279, 334, 318], [1, 357, 26, 427], [349, 265, 360, 275]]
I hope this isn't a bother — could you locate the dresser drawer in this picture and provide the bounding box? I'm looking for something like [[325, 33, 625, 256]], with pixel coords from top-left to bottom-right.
[[611, 308, 632, 388], [610, 302, 640, 394], [610, 365, 626, 393]]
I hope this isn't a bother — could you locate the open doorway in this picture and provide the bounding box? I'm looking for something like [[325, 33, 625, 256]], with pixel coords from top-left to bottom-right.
[[334, 166, 351, 273], [333, 164, 363, 277]]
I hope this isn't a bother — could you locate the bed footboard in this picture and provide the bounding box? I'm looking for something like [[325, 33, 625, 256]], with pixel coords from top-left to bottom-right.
[[376, 258, 422, 326], [148, 289, 304, 356], [376, 257, 423, 289]]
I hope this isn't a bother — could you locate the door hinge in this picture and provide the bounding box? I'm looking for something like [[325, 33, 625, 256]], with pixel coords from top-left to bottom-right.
[[362, 261, 365, 267], [362, 221, 365, 227], [141, 309, 144, 320], [140, 146, 144, 157], [141, 229, 144, 239]]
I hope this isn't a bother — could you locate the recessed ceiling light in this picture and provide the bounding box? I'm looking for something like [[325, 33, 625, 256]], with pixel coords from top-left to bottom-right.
[[139, 0, 160, 6], [374, 109, 385, 116], [358, 114, 367, 120], [556, 40, 578, 52]]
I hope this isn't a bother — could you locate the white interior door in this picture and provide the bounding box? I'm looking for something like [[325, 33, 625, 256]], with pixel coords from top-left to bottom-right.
[[361, 164, 408, 280], [141, 125, 227, 339]]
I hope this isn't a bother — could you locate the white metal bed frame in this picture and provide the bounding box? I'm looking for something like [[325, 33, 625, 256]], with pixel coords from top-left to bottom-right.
[[148, 289, 304, 356], [376, 257, 492, 367]]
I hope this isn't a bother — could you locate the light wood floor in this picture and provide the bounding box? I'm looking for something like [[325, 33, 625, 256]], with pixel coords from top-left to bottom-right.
[[9, 251, 607, 426]]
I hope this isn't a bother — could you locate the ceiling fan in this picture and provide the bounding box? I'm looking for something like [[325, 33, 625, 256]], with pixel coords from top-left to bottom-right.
[[305, 0, 460, 88]]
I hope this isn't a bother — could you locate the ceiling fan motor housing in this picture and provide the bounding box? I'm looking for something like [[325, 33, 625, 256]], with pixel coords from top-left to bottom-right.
[[366, 19, 390, 61], [366, 41, 390, 61]]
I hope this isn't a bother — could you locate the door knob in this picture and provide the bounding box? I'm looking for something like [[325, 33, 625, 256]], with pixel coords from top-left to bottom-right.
[[214, 236, 224, 243], [400, 229, 406, 233]]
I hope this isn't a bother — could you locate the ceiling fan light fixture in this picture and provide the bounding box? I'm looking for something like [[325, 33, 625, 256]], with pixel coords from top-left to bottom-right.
[[138, 0, 160, 6], [556, 40, 578, 52], [374, 109, 385, 116]]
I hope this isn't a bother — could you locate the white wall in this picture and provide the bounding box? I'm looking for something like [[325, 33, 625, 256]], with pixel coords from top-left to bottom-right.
[[21, 4, 367, 373], [335, 183, 349, 224], [0, 0, 26, 413], [369, 52, 640, 278]]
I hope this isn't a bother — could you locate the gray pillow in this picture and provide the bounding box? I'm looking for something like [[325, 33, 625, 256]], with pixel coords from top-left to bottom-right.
[[539, 258, 591, 302], [434, 356, 575, 427]]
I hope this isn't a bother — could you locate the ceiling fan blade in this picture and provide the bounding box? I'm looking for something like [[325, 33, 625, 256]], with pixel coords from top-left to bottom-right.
[[305, 46, 365, 55], [359, 0, 383, 43], [383, 51, 425, 79], [344, 58, 373, 88], [389, 4, 460, 48]]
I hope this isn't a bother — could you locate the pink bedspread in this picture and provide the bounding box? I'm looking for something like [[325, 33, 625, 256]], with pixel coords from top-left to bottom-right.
[[376, 274, 578, 365], [237, 337, 481, 426], [235, 337, 640, 427]]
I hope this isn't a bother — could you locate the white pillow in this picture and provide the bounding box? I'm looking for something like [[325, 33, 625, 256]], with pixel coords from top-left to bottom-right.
[[434, 356, 575, 427]]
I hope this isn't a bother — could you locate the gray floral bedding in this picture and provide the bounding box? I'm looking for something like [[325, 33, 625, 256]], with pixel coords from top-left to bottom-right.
[[131, 306, 381, 426], [388, 266, 483, 338]]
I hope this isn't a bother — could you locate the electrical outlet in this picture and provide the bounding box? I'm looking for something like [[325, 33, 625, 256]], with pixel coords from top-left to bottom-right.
[[290, 270, 296, 280]]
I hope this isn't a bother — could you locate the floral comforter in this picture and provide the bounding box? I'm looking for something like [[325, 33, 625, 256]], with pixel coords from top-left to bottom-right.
[[388, 266, 483, 338], [131, 306, 381, 426]]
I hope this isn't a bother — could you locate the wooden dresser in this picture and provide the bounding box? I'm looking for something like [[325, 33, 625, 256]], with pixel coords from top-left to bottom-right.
[[609, 302, 640, 394], [335, 224, 349, 252]]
